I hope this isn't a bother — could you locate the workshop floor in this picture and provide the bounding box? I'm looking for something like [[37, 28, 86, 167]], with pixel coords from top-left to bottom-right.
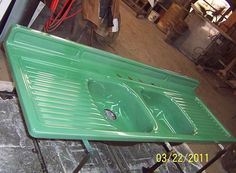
[[1, 2, 236, 173]]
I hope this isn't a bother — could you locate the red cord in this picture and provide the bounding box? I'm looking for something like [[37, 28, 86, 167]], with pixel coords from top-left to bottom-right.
[[50, 0, 71, 25], [64, 8, 82, 20], [50, 0, 74, 27], [44, 0, 82, 32], [44, 0, 71, 32], [48, 0, 74, 32], [47, 1, 74, 31], [50, 0, 59, 13]]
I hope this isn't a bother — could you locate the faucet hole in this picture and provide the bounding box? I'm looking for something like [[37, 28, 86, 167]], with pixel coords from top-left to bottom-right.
[[104, 109, 117, 120], [139, 79, 144, 83], [128, 76, 133, 80], [117, 74, 122, 78]]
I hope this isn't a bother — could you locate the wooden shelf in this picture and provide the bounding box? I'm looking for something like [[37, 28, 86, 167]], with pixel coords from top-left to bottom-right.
[[122, 0, 151, 17]]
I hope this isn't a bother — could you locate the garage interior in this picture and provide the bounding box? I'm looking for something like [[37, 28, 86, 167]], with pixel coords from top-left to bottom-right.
[[0, 0, 236, 173]]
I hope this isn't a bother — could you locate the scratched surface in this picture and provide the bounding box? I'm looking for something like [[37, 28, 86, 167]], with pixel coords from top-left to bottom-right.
[[0, 98, 201, 173], [0, 98, 42, 173]]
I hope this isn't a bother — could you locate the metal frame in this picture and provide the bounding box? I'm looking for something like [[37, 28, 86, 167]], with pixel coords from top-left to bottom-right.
[[31, 138, 94, 173], [201, 0, 231, 23], [142, 142, 185, 173], [32, 139, 48, 173], [196, 144, 226, 173], [72, 140, 93, 173], [15, 135, 232, 173], [142, 142, 227, 173]]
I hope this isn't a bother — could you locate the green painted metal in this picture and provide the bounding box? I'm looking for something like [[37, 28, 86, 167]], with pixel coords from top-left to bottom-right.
[[4, 25, 236, 143]]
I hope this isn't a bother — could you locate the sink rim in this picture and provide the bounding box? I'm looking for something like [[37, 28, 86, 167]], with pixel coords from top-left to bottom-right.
[[6, 25, 235, 143]]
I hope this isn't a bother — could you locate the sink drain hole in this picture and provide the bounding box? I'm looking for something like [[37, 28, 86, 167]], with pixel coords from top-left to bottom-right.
[[104, 109, 117, 120]]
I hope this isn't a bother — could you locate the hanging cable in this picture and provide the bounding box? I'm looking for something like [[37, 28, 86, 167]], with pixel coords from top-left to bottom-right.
[[44, 0, 82, 32]]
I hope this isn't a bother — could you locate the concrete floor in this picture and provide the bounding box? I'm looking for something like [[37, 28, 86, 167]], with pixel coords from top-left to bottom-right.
[[0, 2, 236, 173]]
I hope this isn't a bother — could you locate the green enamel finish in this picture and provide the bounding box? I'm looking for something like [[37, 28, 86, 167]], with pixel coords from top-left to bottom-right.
[[87, 79, 158, 133], [140, 89, 196, 135], [4, 25, 236, 143]]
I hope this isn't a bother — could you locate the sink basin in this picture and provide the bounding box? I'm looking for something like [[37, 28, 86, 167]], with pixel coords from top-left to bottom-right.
[[5, 26, 235, 142], [140, 89, 196, 135], [87, 80, 158, 133]]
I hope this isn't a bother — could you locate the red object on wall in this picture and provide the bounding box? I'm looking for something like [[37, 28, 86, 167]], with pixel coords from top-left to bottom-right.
[[50, 0, 59, 13], [44, 0, 82, 32]]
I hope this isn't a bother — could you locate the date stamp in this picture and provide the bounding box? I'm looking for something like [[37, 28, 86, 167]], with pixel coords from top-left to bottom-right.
[[156, 152, 209, 163]]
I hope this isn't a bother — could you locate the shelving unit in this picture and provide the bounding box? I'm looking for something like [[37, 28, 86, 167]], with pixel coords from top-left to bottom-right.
[[122, 0, 150, 17], [122, 0, 171, 18]]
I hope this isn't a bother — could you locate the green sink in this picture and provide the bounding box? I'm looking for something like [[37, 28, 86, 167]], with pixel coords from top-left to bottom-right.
[[87, 80, 158, 133], [4, 25, 236, 143], [140, 89, 196, 135]]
